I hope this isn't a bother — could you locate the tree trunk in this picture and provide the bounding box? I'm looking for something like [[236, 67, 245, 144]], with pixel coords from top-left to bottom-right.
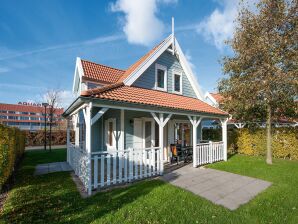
[[266, 104, 272, 164]]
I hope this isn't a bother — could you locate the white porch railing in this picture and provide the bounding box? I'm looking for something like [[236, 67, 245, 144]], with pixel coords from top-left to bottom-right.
[[196, 141, 224, 166], [91, 147, 161, 190], [68, 143, 91, 191]]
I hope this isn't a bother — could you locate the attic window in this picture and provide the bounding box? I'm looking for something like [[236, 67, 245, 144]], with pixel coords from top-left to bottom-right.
[[155, 64, 167, 91], [173, 73, 182, 94]]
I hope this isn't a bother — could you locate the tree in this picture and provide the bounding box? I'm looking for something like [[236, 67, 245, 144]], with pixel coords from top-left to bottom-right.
[[43, 90, 61, 152], [218, 0, 298, 164]]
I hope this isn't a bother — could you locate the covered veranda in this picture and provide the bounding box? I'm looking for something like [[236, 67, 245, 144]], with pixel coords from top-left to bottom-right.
[[64, 96, 228, 195]]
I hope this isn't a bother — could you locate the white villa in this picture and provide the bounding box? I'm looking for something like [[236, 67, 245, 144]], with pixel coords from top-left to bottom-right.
[[63, 34, 229, 195]]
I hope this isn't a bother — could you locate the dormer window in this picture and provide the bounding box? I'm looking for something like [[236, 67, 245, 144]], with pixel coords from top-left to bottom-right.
[[173, 72, 182, 94], [155, 64, 167, 91]]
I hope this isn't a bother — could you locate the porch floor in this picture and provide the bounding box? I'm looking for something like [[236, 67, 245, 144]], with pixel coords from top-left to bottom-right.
[[161, 164, 271, 210]]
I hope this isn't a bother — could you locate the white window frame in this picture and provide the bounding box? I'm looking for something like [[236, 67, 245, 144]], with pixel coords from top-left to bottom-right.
[[155, 63, 167, 91], [172, 71, 182, 94], [105, 118, 116, 150], [142, 118, 155, 149]]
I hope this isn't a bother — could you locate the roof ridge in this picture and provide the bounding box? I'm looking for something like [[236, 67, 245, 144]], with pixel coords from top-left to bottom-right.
[[81, 58, 126, 72]]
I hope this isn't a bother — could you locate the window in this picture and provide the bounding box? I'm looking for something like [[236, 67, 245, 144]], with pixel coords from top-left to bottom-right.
[[8, 111, 15, 114], [20, 116, 29, 120], [8, 116, 17, 120], [105, 118, 116, 149], [108, 122, 113, 146], [173, 73, 182, 94], [21, 112, 28, 115], [155, 64, 167, 91], [30, 112, 36, 115], [30, 117, 38, 120]]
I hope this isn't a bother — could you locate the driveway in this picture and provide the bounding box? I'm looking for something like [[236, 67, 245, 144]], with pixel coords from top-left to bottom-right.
[[162, 165, 271, 210]]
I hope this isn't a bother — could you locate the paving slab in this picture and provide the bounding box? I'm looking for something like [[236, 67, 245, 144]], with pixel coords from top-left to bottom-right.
[[35, 162, 72, 175], [162, 165, 271, 210]]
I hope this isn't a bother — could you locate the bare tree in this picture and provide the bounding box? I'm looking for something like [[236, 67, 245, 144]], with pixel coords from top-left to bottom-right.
[[43, 89, 61, 152]]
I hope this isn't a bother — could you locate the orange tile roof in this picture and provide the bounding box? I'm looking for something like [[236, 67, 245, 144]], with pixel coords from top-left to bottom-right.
[[117, 38, 166, 83], [81, 85, 227, 116], [80, 36, 167, 85], [81, 59, 125, 84], [210, 93, 224, 103]]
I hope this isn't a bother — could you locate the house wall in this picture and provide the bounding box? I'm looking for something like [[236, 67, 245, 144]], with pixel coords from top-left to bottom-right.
[[90, 108, 202, 152], [133, 51, 197, 98]]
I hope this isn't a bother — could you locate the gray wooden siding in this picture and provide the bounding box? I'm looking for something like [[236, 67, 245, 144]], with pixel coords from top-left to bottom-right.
[[133, 51, 197, 98], [91, 109, 201, 152], [124, 110, 153, 149]]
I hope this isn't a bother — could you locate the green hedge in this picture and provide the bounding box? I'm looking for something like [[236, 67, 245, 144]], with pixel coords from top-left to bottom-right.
[[237, 127, 298, 160], [0, 124, 25, 189], [202, 127, 298, 160]]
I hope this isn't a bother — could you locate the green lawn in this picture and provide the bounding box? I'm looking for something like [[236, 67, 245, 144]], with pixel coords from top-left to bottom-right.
[[1, 149, 298, 224]]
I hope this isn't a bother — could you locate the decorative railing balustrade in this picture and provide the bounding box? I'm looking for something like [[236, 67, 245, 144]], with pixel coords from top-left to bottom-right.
[[67, 143, 91, 191], [196, 141, 224, 166], [91, 147, 162, 190]]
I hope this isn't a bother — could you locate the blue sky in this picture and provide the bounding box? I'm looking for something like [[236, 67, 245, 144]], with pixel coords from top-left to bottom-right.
[[0, 0, 242, 108]]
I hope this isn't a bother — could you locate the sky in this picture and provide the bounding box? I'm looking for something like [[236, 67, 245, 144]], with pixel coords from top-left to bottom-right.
[[0, 0, 245, 108]]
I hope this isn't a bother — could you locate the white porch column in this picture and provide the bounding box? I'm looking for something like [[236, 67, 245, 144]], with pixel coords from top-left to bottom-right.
[[74, 114, 80, 147], [221, 118, 228, 161], [192, 120, 197, 167], [119, 109, 125, 150], [66, 118, 70, 163], [151, 112, 172, 175], [188, 116, 202, 168], [83, 102, 92, 195], [159, 113, 164, 174]]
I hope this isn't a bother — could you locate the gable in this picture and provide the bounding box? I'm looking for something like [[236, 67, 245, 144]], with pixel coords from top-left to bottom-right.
[[133, 50, 197, 98]]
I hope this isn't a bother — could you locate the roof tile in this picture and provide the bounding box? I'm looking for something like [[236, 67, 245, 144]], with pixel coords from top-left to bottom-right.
[[81, 60, 125, 84], [82, 85, 227, 116]]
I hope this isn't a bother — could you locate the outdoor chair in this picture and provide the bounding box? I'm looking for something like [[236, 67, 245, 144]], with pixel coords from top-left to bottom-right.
[[170, 144, 183, 165]]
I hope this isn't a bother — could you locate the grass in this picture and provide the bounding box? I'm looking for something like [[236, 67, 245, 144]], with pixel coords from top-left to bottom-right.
[[0, 149, 297, 223]]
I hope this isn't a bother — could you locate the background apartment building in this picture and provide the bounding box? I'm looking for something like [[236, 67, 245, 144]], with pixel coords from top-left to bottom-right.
[[0, 102, 64, 131]]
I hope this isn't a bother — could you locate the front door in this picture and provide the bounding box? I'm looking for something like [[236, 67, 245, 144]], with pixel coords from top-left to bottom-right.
[[133, 118, 155, 149]]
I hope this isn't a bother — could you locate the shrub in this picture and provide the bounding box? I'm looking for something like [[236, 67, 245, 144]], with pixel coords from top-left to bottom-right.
[[237, 127, 298, 160], [0, 124, 25, 189], [25, 130, 74, 146], [202, 128, 238, 153]]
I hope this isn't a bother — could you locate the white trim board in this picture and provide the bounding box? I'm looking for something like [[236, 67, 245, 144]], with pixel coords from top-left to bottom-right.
[[204, 92, 218, 107], [155, 63, 167, 91], [72, 57, 85, 95], [92, 103, 227, 120], [172, 71, 182, 95]]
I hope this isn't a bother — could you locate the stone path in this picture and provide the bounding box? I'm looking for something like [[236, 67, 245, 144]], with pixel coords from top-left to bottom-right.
[[162, 165, 271, 210], [34, 162, 72, 175], [26, 145, 66, 151]]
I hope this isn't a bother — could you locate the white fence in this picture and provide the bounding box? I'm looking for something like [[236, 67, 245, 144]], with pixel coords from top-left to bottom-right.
[[67, 143, 91, 191], [196, 141, 224, 166], [91, 147, 161, 190]]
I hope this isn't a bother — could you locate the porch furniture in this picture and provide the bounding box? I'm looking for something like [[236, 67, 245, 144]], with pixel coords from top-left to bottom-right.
[[182, 146, 193, 163], [170, 144, 183, 165]]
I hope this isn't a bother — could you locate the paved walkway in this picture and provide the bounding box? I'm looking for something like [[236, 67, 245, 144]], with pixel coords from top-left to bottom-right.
[[34, 162, 72, 175], [162, 165, 271, 210], [26, 145, 66, 151]]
